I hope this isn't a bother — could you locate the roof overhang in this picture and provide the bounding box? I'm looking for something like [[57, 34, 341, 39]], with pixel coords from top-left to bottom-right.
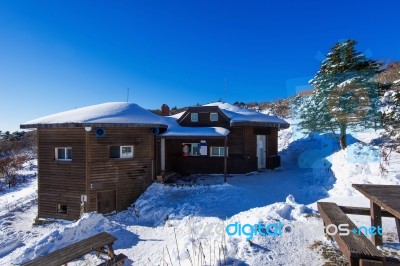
[[20, 123, 168, 129], [230, 121, 290, 129], [160, 126, 230, 139], [161, 135, 227, 139]]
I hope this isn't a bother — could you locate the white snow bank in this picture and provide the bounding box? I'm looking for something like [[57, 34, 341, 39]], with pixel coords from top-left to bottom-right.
[[15, 213, 117, 265], [114, 182, 242, 226], [328, 142, 400, 198], [166, 195, 323, 266], [226, 195, 315, 226]]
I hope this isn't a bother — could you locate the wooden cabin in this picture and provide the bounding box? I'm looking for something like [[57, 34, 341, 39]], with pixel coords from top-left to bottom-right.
[[158, 102, 290, 175], [21, 102, 167, 220], [21, 101, 289, 220]]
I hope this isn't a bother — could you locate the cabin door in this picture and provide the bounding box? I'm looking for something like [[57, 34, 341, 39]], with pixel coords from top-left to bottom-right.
[[97, 190, 116, 214], [257, 135, 266, 169]]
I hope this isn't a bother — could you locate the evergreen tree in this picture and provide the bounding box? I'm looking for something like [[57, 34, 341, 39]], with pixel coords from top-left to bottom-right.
[[380, 73, 400, 152], [300, 39, 381, 149]]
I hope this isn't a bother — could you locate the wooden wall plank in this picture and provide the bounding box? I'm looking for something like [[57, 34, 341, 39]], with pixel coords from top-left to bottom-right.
[[37, 127, 155, 220], [87, 127, 154, 214], [37, 128, 86, 220]]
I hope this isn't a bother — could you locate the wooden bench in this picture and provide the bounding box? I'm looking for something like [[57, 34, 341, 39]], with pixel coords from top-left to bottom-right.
[[318, 202, 386, 266], [21, 232, 123, 266]]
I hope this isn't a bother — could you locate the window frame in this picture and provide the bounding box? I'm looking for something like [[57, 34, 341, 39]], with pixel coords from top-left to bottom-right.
[[210, 146, 228, 157], [57, 203, 68, 214], [55, 147, 72, 161], [183, 142, 201, 156], [210, 112, 218, 121], [191, 113, 199, 122], [120, 145, 134, 158], [109, 145, 134, 159]]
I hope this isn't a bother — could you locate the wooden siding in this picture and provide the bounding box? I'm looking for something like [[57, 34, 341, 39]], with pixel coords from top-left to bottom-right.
[[267, 128, 278, 156], [164, 126, 279, 174], [37, 127, 155, 220], [37, 128, 86, 220], [227, 127, 245, 156], [244, 127, 257, 158], [87, 127, 154, 214], [168, 156, 256, 175], [178, 107, 230, 128]]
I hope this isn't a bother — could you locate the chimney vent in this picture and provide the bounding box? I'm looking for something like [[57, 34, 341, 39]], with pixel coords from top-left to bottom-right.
[[161, 104, 170, 116]]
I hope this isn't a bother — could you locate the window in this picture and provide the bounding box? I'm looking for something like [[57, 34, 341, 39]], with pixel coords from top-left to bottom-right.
[[57, 204, 68, 214], [182, 143, 201, 156], [191, 113, 198, 122], [210, 112, 218, 121], [110, 146, 134, 159], [210, 147, 228, 157], [55, 147, 72, 161]]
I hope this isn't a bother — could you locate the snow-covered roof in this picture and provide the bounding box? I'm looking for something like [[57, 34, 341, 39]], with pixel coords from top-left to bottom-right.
[[161, 116, 229, 138], [169, 111, 186, 119], [204, 102, 290, 128], [21, 102, 168, 129], [160, 101, 289, 138]]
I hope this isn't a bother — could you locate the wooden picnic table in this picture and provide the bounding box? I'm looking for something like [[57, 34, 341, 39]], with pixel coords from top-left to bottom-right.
[[352, 184, 400, 246]]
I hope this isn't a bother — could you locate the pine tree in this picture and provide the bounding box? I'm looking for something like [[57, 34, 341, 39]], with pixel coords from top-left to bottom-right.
[[380, 65, 400, 152], [300, 39, 381, 149]]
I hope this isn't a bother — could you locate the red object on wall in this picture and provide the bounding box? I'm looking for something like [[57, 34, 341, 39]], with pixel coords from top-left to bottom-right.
[[182, 144, 189, 156]]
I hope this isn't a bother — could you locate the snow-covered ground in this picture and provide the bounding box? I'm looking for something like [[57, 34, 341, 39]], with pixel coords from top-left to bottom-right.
[[1, 120, 400, 265]]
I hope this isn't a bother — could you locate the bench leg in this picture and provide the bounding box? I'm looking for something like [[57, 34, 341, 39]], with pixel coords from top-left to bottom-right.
[[370, 202, 383, 246], [107, 243, 115, 259], [395, 218, 400, 242]]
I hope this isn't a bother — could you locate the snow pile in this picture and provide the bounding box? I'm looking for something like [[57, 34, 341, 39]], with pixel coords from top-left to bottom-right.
[[21, 102, 167, 127], [329, 139, 399, 199], [169, 195, 323, 266], [226, 195, 315, 225], [134, 195, 323, 266], [14, 212, 118, 265], [115, 183, 243, 226]]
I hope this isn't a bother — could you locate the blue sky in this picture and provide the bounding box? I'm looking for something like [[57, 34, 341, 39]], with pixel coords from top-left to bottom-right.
[[1, 0, 399, 131]]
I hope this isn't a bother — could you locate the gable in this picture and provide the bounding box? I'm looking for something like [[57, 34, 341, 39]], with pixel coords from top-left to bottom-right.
[[177, 106, 230, 127]]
